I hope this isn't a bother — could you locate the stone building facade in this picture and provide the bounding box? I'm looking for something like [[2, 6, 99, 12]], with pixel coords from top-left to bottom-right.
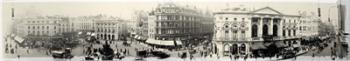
[[14, 15, 127, 41], [213, 6, 318, 56], [147, 3, 214, 42]]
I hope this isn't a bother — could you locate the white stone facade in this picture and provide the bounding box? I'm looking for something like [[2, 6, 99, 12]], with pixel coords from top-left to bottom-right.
[[14, 15, 127, 40], [213, 6, 319, 56]]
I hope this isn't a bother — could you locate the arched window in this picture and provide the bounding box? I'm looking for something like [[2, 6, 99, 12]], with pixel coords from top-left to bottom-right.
[[288, 30, 291, 36], [231, 44, 238, 54], [263, 24, 269, 36], [293, 30, 296, 36], [251, 24, 258, 37], [224, 44, 230, 52], [283, 30, 286, 36], [239, 44, 246, 54], [273, 25, 278, 36]]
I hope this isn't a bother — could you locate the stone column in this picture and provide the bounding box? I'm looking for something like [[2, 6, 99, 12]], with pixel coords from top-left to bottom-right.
[[237, 30, 241, 41], [258, 17, 263, 40], [215, 42, 224, 56], [247, 43, 252, 58], [278, 18, 283, 37], [269, 18, 273, 35], [229, 30, 232, 41]]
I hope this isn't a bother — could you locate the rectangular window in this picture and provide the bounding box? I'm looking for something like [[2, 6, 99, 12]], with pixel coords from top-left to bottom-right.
[[167, 15, 172, 20], [162, 15, 167, 20], [175, 15, 179, 20]]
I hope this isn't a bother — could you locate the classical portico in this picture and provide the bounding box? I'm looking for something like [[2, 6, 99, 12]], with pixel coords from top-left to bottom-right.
[[214, 6, 301, 57], [251, 16, 283, 41]]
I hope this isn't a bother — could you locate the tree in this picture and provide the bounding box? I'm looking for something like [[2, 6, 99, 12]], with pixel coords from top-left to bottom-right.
[[49, 32, 79, 50]]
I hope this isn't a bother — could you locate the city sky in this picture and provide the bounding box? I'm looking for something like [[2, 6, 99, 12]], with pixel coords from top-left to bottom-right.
[[1, 0, 340, 34]]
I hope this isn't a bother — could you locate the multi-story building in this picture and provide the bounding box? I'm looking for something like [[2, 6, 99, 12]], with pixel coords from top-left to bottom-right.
[[148, 3, 213, 41], [94, 15, 122, 40], [71, 15, 101, 32], [213, 6, 305, 56], [16, 16, 68, 36], [14, 15, 128, 41], [298, 11, 320, 37]]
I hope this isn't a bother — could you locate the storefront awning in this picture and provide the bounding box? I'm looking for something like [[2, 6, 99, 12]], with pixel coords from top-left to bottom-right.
[[14, 36, 24, 43], [145, 39, 182, 46], [251, 42, 267, 50]]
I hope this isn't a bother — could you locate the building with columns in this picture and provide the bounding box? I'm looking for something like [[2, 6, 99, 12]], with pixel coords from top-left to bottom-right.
[[71, 16, 95, 32], [14, 15, 128, 41], [213, 6, 308, 56], [94, 16, 123, 40], [13, 16, 74, 41], [15, 16, 70, 36]]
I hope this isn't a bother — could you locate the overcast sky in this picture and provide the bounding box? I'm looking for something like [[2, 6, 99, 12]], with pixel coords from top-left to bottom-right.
[[3, 0, 339, 19], [1, 0, 341, 33]]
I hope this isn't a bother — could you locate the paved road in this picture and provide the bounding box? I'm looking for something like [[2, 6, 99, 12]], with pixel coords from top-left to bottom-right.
[[303, 36, 349, 59], [4, 35, 350, 61]]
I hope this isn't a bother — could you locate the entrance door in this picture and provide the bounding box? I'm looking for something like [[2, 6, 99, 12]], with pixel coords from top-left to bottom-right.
[[273, 25, 278, 36], [263, 24, 269, 36]]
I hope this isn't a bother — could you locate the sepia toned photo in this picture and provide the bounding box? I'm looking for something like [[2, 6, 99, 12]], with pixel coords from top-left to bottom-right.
[[1, 0, 350, 61]]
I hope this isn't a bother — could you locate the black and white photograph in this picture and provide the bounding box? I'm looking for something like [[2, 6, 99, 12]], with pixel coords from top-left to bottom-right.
[[1, 0, 350, 61]]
